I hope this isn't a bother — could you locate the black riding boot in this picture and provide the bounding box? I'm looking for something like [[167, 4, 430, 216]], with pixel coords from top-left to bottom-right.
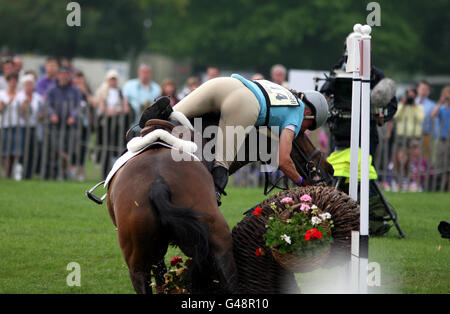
[[212, 166, 229, 206]]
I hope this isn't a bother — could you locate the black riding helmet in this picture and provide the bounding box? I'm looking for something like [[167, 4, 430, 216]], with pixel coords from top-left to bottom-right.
[[138, 96, 173, 129]]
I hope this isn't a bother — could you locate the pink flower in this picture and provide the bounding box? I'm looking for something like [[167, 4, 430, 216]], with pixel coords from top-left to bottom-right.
[[280, 197, 293, 204], [300, 203, 311, 212], [300, 194, 312, 202]]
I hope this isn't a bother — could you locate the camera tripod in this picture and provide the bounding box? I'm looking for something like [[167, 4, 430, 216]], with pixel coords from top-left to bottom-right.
[[333, 176, 406, 238]]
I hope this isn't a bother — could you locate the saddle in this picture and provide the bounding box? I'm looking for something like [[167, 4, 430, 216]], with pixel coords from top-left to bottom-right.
[[127, 117, 197, 155], [140, 119, 176, 137]]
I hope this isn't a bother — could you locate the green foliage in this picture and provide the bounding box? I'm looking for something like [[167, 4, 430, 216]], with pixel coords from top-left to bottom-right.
[[0, 0, 448, 75], [0, 0, 145, 59], [145, 0, 449, 75], [265, 212, 332, 256], [264, 202, 333, 256]]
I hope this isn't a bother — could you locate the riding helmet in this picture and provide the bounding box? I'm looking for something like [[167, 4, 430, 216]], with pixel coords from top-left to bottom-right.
[[301, 90, 329, 130]]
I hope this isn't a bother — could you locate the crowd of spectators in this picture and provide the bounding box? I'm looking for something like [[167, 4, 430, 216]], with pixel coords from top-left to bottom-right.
[[381, 81, 450, 191], [0, 55, 448, 191], [0, 54, 209, 180]]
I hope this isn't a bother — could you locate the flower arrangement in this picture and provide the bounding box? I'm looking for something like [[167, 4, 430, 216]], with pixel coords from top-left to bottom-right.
[[159, 256, 192, 294], [262, 194, 334, 272]]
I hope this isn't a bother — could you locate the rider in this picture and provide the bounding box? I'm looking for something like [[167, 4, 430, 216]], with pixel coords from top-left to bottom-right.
[[141, 74, 328, 204]]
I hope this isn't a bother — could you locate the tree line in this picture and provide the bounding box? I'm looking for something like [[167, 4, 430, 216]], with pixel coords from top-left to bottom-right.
[[0, 0, 448, 76]]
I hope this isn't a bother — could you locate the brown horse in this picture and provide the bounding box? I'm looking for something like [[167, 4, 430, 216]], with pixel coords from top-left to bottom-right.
[[106, 145, 238, 294], [105, 111, 334, 294]]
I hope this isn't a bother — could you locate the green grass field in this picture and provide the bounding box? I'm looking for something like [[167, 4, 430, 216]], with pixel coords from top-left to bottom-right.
[[0, 179, 448, 294]]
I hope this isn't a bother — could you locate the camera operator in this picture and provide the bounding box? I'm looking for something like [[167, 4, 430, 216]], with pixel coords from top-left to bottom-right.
[[319, 34, 405, 237], [321, 64, 397, 157]]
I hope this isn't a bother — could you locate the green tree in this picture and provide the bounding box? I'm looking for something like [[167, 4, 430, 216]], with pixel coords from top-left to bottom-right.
[[145, 0, 449, 75], [0, 0, 448, 76], [0, 0, 145, 59]]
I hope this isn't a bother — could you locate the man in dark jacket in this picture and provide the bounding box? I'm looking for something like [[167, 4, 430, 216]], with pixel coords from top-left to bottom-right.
[[46, 66, 81, 125], [45, 66, 82, 179]]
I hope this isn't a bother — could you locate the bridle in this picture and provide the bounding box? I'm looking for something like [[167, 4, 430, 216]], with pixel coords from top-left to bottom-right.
[[263, 133, 331, 195], [292, 139, 329, 186]]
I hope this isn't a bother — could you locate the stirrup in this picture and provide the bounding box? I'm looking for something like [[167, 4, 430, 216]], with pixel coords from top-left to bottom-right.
[[86, 180, 107, 205], [216, 191, 222, 206]]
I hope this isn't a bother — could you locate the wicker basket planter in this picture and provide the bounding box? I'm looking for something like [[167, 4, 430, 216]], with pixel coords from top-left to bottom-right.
[[270, 246, 331, 273]]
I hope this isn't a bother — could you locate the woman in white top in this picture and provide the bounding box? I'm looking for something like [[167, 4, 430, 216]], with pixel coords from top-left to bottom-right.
[[94, 69, 128, 178], [16, 74, 44, 178], [0, 73, 20, 177]]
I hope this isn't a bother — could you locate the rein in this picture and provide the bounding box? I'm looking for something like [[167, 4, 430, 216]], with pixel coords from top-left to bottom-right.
[[263, 135, 328, 195]]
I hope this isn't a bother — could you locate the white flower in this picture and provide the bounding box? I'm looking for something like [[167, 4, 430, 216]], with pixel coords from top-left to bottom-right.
[[311, 216, 322, 225], [281, 234, 292, 244], [320, 212, 332, 220], [311, 204, 318, 210]]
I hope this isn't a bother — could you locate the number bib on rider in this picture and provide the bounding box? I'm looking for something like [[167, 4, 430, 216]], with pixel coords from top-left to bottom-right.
[[254, 79, 299, 107]]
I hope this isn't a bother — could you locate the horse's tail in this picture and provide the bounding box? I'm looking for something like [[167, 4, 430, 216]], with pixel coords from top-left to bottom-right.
[[149, 175, 210, 271]]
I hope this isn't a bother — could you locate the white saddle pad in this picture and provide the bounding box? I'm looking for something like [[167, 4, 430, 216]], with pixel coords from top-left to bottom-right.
[[104, 140, 199, 187]]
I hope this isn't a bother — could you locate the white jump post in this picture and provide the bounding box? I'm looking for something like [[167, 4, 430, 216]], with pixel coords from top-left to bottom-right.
[[346, 23, 372, 294], [347, 24, 362, 201]]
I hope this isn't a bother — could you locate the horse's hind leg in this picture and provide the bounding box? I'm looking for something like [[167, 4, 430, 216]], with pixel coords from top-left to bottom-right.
[[209, 219, 239, 293], [129, 268, 152, 294], [117, 209, 168, 294], [126, 241, 169, 294], [125, 244, 155, 294]]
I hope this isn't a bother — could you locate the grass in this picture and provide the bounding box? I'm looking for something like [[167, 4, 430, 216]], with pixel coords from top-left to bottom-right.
[[0, 179, 448, 294]]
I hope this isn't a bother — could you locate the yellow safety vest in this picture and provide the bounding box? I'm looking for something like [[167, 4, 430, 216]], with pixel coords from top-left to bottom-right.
[[327, 148, 378, 182]]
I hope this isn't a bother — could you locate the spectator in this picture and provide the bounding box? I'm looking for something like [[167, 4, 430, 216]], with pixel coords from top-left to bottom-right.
[[95, 69, 129, 178], [72, 71, 94, 180], [251, 73, 264, 80], [431, 85, 450, 188], [35, 57, 59, 97], [0, 57, 16, 90], [270, 64, 289, 88], [392, 145, 409, 192], [122, 64, 161, 123], [206, 66, 220, 81], [161, 78, 179, 106], [0, 73, 20, 178], [73, 71, 94, 107], [178, 76, 201, 99], [408, 140, 428, 192], [394, 88, 425, 143], [24, 70, 38, 82], [187, 76, 201, 92], [13, 56, 24, 78], [61, 57, 77, 77], [46, 67, 80, 126], [393, 88, 425, 191], [16, 74, 44, 179], [95, 69, 126, 116], [416, 80, 438, 160], [45, 66, 81, 178]]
